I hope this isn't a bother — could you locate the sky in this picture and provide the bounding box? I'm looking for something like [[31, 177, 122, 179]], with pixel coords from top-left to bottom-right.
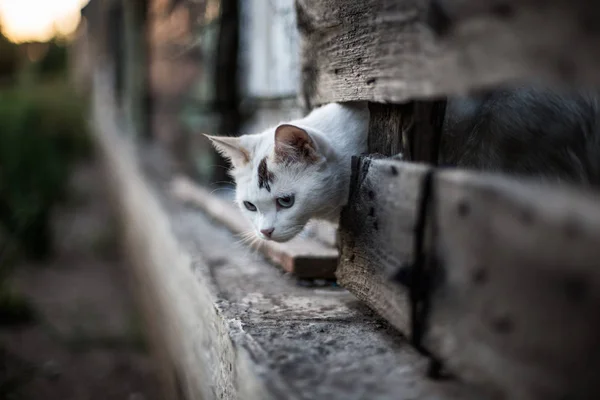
[[0, 0, 89, 42]]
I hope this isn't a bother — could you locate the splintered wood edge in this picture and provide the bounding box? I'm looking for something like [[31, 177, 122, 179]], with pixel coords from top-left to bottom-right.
[[170, 176, 338, 279]]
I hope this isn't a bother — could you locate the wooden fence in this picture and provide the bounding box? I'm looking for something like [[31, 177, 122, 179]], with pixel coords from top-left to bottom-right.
[[298, 0, 600, 398]]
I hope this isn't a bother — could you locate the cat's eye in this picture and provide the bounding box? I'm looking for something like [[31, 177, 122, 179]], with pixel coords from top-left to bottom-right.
[[276, 195, 295, 209], [243, 201, 257, 212]]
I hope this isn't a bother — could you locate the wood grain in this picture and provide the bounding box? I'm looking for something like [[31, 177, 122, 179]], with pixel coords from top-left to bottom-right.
[[367, 99, 447, 162], [367, 103, 407, 155], [171, 176, 338, 279], [337, 156, 431, 333], [424, 170, 600, 399], [338, 153, 600, 398], [297, 0, 600, 105]]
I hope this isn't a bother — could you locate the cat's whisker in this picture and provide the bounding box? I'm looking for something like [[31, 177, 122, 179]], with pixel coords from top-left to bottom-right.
[[234, 230, 257, 246], [233, 236, 249, 246], [210, 187, 236, 196], [243, 235, 264, 257], [234, 230, 250, 240], [255, 242, 265, 257]]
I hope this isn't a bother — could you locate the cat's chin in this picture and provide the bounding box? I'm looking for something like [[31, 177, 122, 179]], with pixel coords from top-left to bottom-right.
[[262, 237, 290, 243], [261, 234, 296, 243]]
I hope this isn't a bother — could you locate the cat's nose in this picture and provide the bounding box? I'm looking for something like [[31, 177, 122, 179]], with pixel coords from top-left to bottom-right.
[[260, 228, 274, 238]]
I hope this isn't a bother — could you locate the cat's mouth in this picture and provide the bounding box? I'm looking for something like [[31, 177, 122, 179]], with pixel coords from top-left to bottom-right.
[[257, 229, 301, 243]]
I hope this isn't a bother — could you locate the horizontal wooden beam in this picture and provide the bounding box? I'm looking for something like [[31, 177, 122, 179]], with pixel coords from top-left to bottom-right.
[[171, 176, 338, 279], [297, 0, 600, 105], [338, 155, 600, 399]]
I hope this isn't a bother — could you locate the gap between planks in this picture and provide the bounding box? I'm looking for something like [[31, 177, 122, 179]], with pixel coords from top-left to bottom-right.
[[170, 176, 338, 279]]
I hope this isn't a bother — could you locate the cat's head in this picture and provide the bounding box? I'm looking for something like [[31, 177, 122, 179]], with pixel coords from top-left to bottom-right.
[[206, 124, 339, 242]]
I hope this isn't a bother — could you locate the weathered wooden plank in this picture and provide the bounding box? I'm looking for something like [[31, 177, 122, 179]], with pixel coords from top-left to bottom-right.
[[424, 170, 600, 399], [337, 156, 431, 333], [339, 154, 600, 398], [171, 176, 338, 279], [297, 0, 600, 105], [339, 96, 447, 336]]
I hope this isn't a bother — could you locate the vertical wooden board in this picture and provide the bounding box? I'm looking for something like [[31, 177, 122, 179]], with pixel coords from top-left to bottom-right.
[[337, 157, 431, 333], [425, 170, 600, 399], [406, 100, 447, 163], [366, 100, 446, 162], [367, 103, 407, 156], [214, 0, 240, 183]]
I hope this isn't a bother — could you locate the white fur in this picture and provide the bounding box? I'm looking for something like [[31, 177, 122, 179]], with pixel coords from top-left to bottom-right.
[[207, 102, 369, 242]]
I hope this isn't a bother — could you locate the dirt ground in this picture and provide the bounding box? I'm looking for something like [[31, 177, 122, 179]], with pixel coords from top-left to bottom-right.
[[0, 158, 164, 400]]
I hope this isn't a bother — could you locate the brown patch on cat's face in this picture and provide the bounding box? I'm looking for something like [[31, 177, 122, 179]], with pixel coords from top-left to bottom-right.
[[257, 157, 275, 192]]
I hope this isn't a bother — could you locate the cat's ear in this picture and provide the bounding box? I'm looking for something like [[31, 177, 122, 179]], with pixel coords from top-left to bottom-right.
[[273, 124, 319, 164], [204, 134, 250, 168]]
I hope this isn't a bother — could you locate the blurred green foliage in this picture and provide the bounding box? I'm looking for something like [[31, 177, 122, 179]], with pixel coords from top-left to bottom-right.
[[0, 28, 70, 83], [0, 83, 91, 260], [37, 39, 70, 77], [0, 29, 18, 82], [0, 26, 19, 79], [0, 28, 91, 336], [0, 29, 92, 262]]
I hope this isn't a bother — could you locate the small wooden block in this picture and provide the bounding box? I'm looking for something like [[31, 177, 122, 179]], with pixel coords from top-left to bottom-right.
[[171, 176, 338, 279]]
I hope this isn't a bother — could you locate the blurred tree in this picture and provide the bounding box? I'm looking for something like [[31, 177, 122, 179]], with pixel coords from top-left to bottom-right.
[[36, 38, 68, 77], [0, 28, 92, 261], [0, 84, 91, 260], [0, 27, 19, 82]]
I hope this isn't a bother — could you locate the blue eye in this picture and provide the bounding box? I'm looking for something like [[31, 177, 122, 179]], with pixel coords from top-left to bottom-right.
[[276, 195, 295, 209], [244, 201, 257, 211]]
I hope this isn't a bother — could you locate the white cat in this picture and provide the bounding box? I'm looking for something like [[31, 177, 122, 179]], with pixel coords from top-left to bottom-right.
[[205, 102, 369, 242]]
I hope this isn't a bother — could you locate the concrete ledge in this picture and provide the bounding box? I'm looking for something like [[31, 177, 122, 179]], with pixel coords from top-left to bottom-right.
[[92, 74, 494, 400]]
